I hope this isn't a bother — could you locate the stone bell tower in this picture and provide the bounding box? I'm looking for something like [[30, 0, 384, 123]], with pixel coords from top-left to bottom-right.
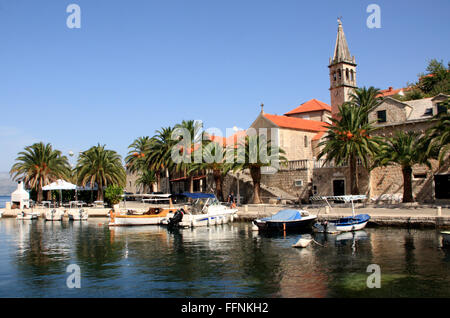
[[329, 18, 357, 118]]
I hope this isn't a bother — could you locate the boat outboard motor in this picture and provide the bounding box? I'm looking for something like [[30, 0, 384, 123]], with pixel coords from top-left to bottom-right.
[[168, 209, 184, 228]]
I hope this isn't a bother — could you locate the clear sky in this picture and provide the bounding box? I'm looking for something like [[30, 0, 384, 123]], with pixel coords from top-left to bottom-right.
[[0, 0, 449, 172]]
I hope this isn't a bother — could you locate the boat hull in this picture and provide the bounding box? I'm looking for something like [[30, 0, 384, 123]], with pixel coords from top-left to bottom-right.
[[109, 209, 177, 226], [442, 232, 450, 248], [178, 210, 238, 228], [254, 217, 317, 232]]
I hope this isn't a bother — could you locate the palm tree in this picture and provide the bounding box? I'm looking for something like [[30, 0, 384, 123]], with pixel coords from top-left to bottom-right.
[[125, 136, 152, 173], [231, 134, 286, 204], [75, 144, 126, 201], [375, 131, 432, 203], [135, 170, 157, 193], [173, 120, 204, 193], [425, 98, 450, 164], [188, 141, 231, 201], [146, 126, 176, 192], [318, 87, 383, 194], [10, 142, 71, 202]]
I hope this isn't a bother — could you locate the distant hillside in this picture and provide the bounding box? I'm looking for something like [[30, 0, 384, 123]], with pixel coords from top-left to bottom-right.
[[0, 172, 16, 195]]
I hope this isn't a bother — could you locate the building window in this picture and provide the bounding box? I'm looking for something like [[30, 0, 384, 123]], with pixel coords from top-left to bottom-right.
[[424, 108, 433, 116], [413, 173, 427, 179], [333, 72, 336, 81], [294, 180, 303, 187], [304, 135, 308, 147], [437, 102, 447, 114], [350, 69, 354, 81], [346, 68, 349, 80], [377, 110, 387, 123], [338, 69, 341, 79]]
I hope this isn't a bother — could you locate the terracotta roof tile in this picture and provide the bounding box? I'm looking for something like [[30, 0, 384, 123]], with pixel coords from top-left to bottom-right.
[[284, 99, 331, 116], [264, 114, 328, 132]]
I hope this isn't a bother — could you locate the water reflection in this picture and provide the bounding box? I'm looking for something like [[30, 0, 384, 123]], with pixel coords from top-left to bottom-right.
[[0, 218, 449, 297]]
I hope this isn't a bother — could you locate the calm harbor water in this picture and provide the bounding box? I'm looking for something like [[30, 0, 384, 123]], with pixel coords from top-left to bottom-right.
[[0, 218, 449, 298], [0, 196, 10, 209]]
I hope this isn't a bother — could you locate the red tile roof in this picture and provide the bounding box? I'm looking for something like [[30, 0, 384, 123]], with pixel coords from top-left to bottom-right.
[[378, 86, 412, 98], [312, 131, 325, 141], [284, 99, 331, 116], [264, 114, 329, 132]]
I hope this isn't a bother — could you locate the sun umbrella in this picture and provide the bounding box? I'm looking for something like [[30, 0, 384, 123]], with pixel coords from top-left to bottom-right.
[[42, 179, 77, 206]]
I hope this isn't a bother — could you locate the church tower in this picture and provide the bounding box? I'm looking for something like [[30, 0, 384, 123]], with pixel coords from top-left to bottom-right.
[[329, 18, 357, 118]]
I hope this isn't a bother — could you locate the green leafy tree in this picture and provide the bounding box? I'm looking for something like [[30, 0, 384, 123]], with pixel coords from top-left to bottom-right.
[[425, 98, 450, 164], [318, 87, 383, 194], [125, 136, 152, 173], [135, 170, 157, 193], [417, 59, 450, 97], [10, 142, 71, 202], [75, 144, 126, 201], [104, 185, 124, 206]]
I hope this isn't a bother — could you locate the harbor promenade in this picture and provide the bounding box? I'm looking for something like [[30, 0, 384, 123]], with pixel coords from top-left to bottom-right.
[[2, 201, 450, 228]]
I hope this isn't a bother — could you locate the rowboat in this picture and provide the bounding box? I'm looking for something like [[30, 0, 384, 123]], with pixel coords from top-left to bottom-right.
[[313, 195, 370, 233], [253, 209, 317, 232]]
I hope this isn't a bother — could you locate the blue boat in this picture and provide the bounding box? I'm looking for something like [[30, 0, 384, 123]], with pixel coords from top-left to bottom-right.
[[253, 209, 317, 232]]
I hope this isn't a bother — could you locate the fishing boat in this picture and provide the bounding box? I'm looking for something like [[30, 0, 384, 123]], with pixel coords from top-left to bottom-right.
[[442, 231, 450, 248], [68, 209, 88, 221], [253, 209, 317, 232], [313, 195, 370, 233], [16, 211, 39, 220], [44, 209, 64, 221], [164, 193, 238, 228]]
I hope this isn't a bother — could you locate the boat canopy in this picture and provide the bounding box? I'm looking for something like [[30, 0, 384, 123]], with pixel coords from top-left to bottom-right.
[[181, 192, 216, 199], [262, 209, 303, 221]]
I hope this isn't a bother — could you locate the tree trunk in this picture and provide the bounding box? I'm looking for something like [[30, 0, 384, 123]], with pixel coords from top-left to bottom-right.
[[402, 166, 413, 203], [349, 155, 359, 194], [156, 172, 161, 192], [250, 166, 262, 204], [37, 187, 43, 203], [97, 180, 103, 201], [213, 169, 224, 201], [189, 175, 194, 193]]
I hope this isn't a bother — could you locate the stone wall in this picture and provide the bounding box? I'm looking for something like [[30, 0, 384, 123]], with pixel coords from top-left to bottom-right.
[[261, 169, 311, 201], [312, 165, 370, 196]]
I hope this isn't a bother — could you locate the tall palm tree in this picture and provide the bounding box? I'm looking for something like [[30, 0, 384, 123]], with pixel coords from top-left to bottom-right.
[[318, 87, 383, 194], [173, 120, 204, 193], [375, 131, 432, 203], [75, 144, 126, 201], [231, 134, 286, 204], [125, 136, 152, 173], [10, 142, 71, 202], [146, 126, 176, 192]]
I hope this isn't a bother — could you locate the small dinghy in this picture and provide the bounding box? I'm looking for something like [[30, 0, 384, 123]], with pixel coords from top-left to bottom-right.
[[292, 237, 313, 248], [253, 209, 317, 232], [16, 211, 38, 220], [69, 209, 88, 221], [44, 209, 64, 221]]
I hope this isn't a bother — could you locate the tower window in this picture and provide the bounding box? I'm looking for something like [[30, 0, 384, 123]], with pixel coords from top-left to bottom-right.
[[350, 70, 354, 81], [377, 110, 387, 123], [304, 135, 308, 148], [333, 72, 336, 81], [338, 69, 341, 79], [346, 69, 349, 80]]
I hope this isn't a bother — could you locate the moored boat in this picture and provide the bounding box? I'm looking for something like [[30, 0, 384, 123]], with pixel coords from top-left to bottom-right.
[[109, 207, 178, 226], [45, 209, 64, 221], [313, 195, 370, 233], [164, 193, 238, 228], [68, 209, 88, 221], [253, 209, 317, 232], [16, 211, 39, 220]]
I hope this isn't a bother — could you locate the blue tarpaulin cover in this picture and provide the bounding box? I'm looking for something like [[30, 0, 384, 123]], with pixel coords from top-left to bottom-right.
[[261, 209, 302, 221], [181, 192, 216, 199]]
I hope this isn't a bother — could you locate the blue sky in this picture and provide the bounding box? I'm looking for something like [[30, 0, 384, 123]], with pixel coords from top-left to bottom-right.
[[0, 0, 449, 172]]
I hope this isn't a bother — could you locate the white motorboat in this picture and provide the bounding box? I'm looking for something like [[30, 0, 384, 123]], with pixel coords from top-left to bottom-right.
[[16, 211, 39, 220], [164, 193, 238, 228], [68, 209, 89, 221], [442, 231, 450, 248], [44, 209, 64, 221], [0, 209, 4, 218]]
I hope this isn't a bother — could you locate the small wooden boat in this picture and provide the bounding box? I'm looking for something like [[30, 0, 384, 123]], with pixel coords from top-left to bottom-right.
[[44, 209, 64, 221], [109, 207, 178, 226], [16, 211, 39, 220], [253, 209, 317, 232], [442, 231, 450, 248], [292, 237, 312, 248], [68, 209, 88, 221]]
